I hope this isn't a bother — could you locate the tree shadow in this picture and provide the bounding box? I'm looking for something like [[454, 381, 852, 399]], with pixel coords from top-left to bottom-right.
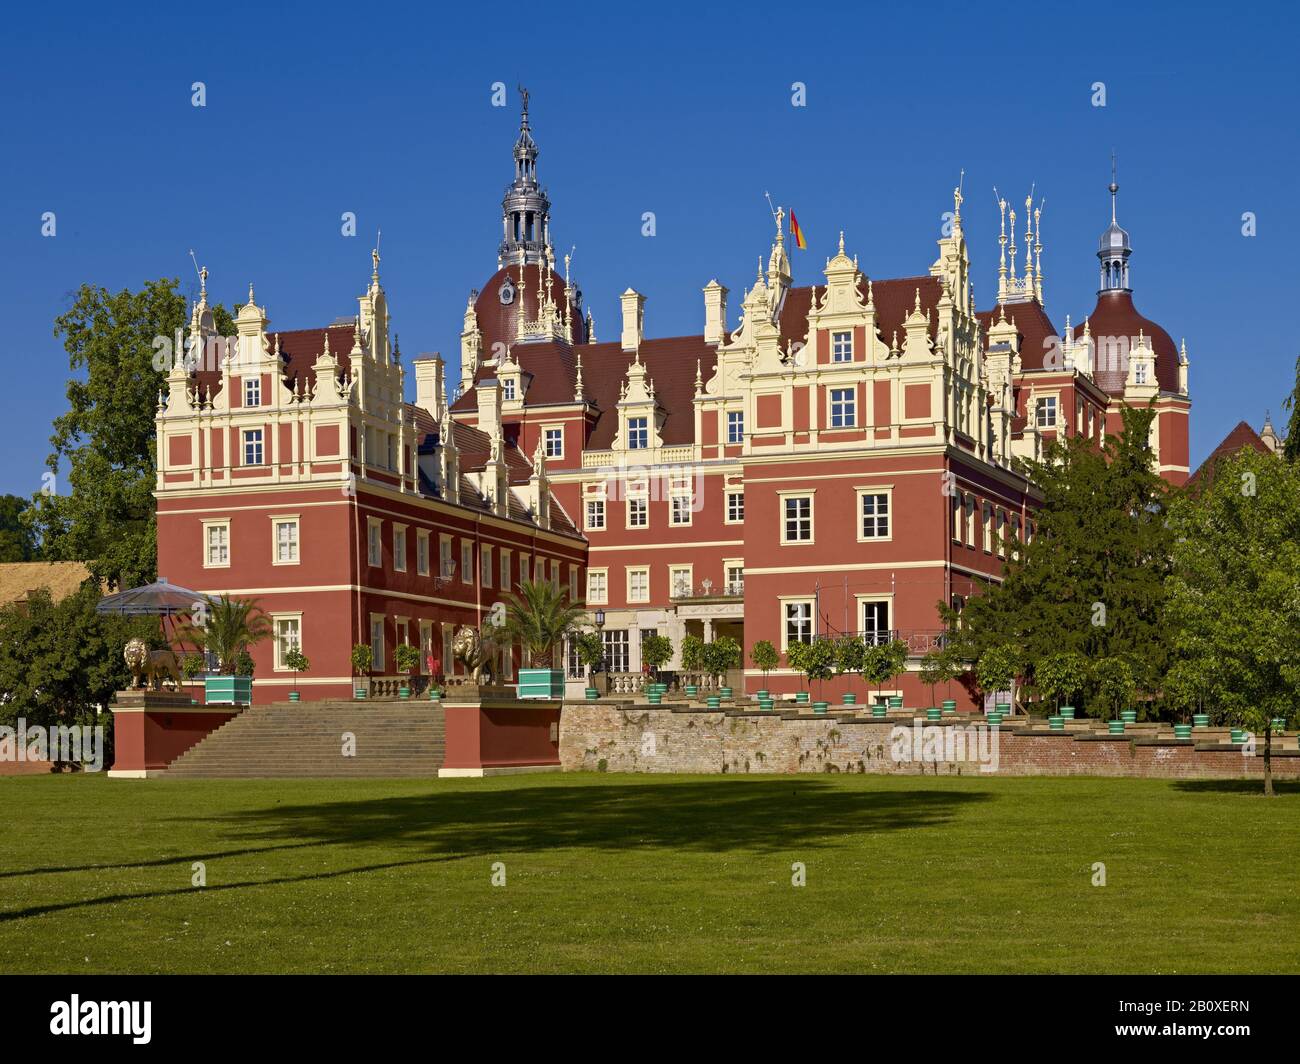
[[1172, 779, 1300, 796], [198, 777, 992, 859]]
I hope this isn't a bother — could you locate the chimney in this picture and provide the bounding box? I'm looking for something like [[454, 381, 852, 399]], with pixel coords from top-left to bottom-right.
[[703, 280, 728, 345], [476, 377, 502, 440], [620, 288, 645, 352], [413, 355, 446, 423]]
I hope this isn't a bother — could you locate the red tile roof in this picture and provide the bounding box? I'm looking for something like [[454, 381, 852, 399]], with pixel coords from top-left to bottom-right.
[[1188, 420, 1273, 485], [1072, 291, 1179, 396]]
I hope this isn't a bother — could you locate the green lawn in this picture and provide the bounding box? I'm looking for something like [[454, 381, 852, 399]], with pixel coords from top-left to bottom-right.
[[1, 772, 1296, 973]]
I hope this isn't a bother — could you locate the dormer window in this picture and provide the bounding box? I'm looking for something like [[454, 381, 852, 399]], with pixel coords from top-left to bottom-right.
[[244, 377, 261, 407], [1135, 362, 1148, 385], [503, 378, 516, 401], [628, 416, 648, 450], [832, 331, 853, 362]]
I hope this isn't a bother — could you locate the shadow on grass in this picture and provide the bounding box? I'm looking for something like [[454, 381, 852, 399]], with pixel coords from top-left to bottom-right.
[[208, 777, 991, 857], [1172, 779, 1300, 796]]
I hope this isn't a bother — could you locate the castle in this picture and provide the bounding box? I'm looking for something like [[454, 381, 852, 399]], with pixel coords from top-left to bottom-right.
[[154, 90, 1191, 707]]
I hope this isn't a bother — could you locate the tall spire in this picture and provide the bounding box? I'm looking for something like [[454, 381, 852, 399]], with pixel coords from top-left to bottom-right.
[[498, 85, 551, 267], [1098, 152, 1132, 293]]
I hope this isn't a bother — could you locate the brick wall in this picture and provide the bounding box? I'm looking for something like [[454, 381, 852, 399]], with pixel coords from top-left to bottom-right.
[[558, 704, 1300, 780]]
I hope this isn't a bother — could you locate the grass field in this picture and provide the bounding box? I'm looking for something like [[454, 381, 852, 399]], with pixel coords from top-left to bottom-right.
[[1, 772, 1296, 974]]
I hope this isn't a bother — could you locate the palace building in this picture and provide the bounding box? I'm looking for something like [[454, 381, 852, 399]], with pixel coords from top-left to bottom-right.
[[154, 91, 1191, 708]]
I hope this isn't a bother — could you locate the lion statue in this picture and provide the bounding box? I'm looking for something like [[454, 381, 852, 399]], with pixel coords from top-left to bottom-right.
[[123, 637, 183, 692], [451, 625, 496, 685]]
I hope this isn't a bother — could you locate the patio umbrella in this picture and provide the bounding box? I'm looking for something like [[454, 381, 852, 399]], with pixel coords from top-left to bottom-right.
[[94, 577, 212, 617]]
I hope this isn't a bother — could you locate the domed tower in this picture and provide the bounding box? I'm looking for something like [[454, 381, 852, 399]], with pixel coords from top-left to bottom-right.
[[498, 86, 551, 268]]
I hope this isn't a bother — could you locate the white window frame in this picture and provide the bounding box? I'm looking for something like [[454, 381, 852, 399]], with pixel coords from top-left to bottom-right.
[[392, 524, 408, 573], [587, 567, 608, 604], [781, 598, 815, 651], [416, 529, 430, 576], [726, 410, 744, 444], [780, 491, 814, 545], [725, 490, 745, 525], [271, 514, 300, 565], [627, 416, 649, 450], [831, 330, 853, 363], [461, 541, 473, 585], [855, 488, 892, 542], [244, 376, 261, 407], [203, 518, 231, 569], [860, 598, 892, 646], [723, 559, 744, 596], [481, 544, 493, 587], [670, 491, 693, 527], [585, 497, 606, 531], [271, 613, 303, 671], [242, 428, 264, 466], [542, 425, 564, 459], [503, 378, 517, 401], [627, 495, 648, 529], [669, 564, 693, 598], [439, 534, 454, 581], [829, 387, 856, 428], [627, 565, 650, 604], [1036, 395, 1058, 429], [367, 517, 383, 567], [369, 613, 385, 672], [500, 549, 512, 591]]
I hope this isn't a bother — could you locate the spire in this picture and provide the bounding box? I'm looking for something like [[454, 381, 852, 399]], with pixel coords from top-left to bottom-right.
[[498, 86, 551, 267], [1098, 153, 1132, 293]]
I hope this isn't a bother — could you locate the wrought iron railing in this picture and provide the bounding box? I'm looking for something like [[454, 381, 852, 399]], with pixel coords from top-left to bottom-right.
[[670, 580, 745, 600]]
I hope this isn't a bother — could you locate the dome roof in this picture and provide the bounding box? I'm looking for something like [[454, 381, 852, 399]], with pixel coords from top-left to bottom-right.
[[1072, 290, 1179, 396], [1099, 220, 1130, 253], [472, 262, 584, 354]]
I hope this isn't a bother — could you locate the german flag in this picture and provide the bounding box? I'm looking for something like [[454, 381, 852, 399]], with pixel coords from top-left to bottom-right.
[[789, 210, 807, 250]]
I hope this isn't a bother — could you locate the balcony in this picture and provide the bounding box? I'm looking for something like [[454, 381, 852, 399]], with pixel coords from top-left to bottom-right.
[[670, 580, 744, 603], [829, 629, 950, 657]]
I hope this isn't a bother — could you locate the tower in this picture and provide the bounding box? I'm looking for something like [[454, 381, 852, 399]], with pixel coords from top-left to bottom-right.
[[1098, 155, 1132, 293], [498, 86, 552, 268]]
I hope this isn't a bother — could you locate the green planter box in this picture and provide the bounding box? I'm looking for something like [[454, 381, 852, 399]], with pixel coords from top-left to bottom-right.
[[841, 693, 857, 705], [871, 705, 887, 719], [1193, 713, 1210, 728], [1230, 728, 1246, 744], [1049, 716, 1064, 731], [399, 685, 411, 699], [205, 675, 252, 705], [813, 701, 829, 714], [941, 699, 957, 714], [1174, 724, 1193, 739], [941, 707, 955, 717], [925, 707, 941, 721], [889, 696, 904, 709], [1060, 706, 1076, 719], [1108, 720, 1126, 735], [517, 668, 565, 699], [795, 692, 810, 704], [759, 699, 774, 711], [585, 687, 599, 701], [288, 691, 300, 702], [994, 701, 1010, 714], [647, 693, 662, 705], [1121, 709, 1138, 724]]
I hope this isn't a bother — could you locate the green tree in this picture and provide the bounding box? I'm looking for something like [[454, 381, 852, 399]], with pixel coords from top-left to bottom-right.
[[701, 636, 742, 686], [176, 596, 271, 675], [28, 279, 234, 589], [834, 634, 866, 681], [680, 634, 705, 678], [640, 634, 674, 677], [1035, 651, 1090, 713], [749, 639, 778, 688], [1165, 448, 1300, 795], [1091, 657, 1135, 721], [1283, 353, 1300, 463], [862, 639, 909, 704], [502, 579, 586, 668], [918, 650, 958, 708], [975, 644, 1021, 710], [943, 405, 1173, 702], [0, 495, 37, 561], [572, 630, 605, 685]]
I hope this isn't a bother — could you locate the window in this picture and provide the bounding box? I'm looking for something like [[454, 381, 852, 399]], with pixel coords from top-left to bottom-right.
[[727, 411, 744, 444], [996, 509, 1007, 558], [669, 565, 692, 597], [243, 429, 264, 466], [725, 563, 744, 596], [543, 427, 563, 458], [783, 495, 813, 543], [982, 502, 993, 553], [627, 566, 650, 603], [951, 493, 963, 542], [832, 331, 853, 362], [417, 530, 430, 576], [204, 521, 230, 567], [369, 615, 385, 672], [862, 601, 890, 646], [503, 378, 516, 400], [385, 434, 397, 472], [461, 541, 472, 584], [1135, 362, 1148, 385], [566, 639, 585, 680], [587, 568, 608, 604], [627, 496, 648, 528], [627, 416, 649, 450], [550, 559, 560, 589], [726, 491, 745, 523], [273, 615, 301, 671], [602, 630, 630, 673], [244, 377, 261, 407], [520, 556, 530, 584], [442, 625, 454, 676], [830, 388, 856, 428], [1036, 396, 1058, 428], [569, 565, 579, 601], [368, 519, 382, 567], [481, 545, 493, 587], [859, 492, 889, 540], [439, 536, 453, 580], [393, 526, 407, 572], [500, 550, 511, 591], [586, 498, 606, 531], [965, 495, 977, 547], [784, 601, 813, 649], [670, 493, 692, 527], [273, 518, 299, 564]]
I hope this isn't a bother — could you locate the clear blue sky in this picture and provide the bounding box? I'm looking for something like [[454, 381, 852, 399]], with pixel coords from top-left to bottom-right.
[[2, 0, 1296, 496]]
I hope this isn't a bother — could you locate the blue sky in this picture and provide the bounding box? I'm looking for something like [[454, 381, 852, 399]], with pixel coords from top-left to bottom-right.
[[2, 1, 1296, 496]]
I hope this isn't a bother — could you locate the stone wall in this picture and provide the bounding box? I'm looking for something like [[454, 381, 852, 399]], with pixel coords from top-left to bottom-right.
[[558, 703, 1300, 780]]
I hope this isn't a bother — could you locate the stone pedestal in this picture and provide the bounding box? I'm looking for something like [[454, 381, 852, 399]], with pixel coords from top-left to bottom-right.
[[108, 689, 241, 778], [438, 693, 562, 778]]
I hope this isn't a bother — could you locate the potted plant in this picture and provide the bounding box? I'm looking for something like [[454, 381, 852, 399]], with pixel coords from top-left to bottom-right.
[[793, 635, 836, 712], [426, 655, 443, 701], [1091, 656, 1135, 734], [572, 630, 604, 700], [180, 652, 205, 704], [504, 579, 586, 698], [702, 636, 742, 701], [862, 639, 909, 716], [680, 634, 704, 698], [750, 639, 778, 703], [834, 635, 865, 705], [975, 643, 1021, 722], [284, 647, 309, 702], [176, 596, 270, 706], [641, 633, 674, 698], [394, 643, 420, 698], [351, 644, 373, 699], [918, 650, 956, 716], [1035, 651, 1088, 722], [785, 639, 811, 704]]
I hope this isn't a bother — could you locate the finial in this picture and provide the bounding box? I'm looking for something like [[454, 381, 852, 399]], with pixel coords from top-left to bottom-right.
[[372, 243, 381, 284], [695, 358, 703, 389], [838, 230, 845, 255], [199, 265, 208, 300], [914, 287, 921, 312], [1109, 151, 1119, 223], [954, 168, 964, 220], [248, 282, 255, 305]]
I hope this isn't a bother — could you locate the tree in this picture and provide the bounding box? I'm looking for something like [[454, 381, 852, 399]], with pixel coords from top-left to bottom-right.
[[918, 650, 958, 708], [1165, 448, 1300, 795], [640, 634, 674, 678], [0, 584, 154, 761], [833, 634, 866, 683], [750, 639, 778, 688], [394, 643, 420, 675], [862, 639, 909, 704], [175, 596, 271, 675], [1091, 657, 1135, 721], [0, 495, 37, 561], [572, 630, 605, 685], [1035, 651, 1090, 713], [502, 579, 586, 668], [701, 636, 742, 686], [350, 644, 373, 677], [680, 634, 704, 679], [788, 635, 835, 699], [1283, 352, 1300, 463], [27, 279, 234, 589], [284, 647, 309, 696], [943, 405, 1173, 703], [975, 644, 1021, 710]]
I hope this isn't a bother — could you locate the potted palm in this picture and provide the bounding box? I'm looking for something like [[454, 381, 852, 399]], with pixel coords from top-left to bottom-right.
[[750, 639, 778, 706], [394, 643, 420, 698], [351, 644, 373, 699], [177, 596, 270, 706], [680, 634, 704, 698], [284, 647, 309, 702], [504, 579, 585, 698]]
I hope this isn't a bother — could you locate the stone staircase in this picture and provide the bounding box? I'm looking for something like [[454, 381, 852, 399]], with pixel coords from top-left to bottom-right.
[[164, 700, 445, 778]]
